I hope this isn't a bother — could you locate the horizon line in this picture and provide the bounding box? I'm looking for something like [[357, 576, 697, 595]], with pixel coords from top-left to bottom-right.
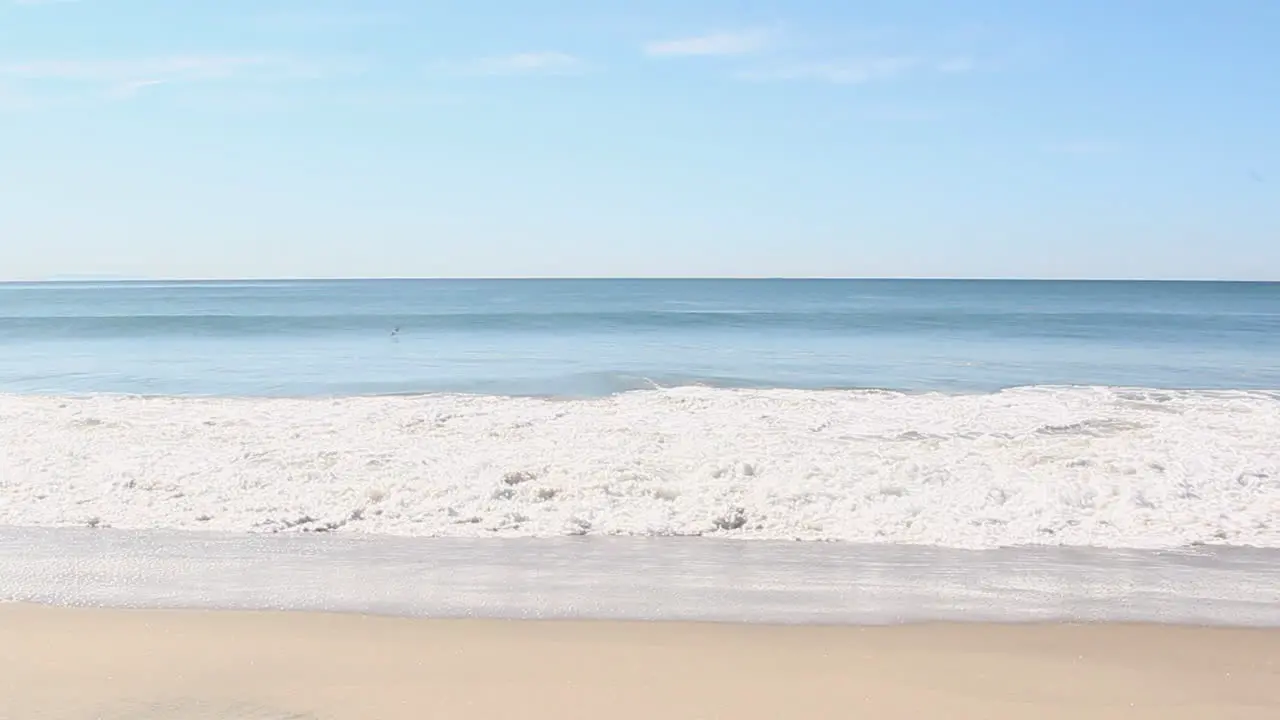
[[2, 276, 1278, 284]]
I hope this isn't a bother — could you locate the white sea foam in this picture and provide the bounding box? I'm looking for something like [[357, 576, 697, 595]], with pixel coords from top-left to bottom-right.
[[1, 386, 1277, 549]]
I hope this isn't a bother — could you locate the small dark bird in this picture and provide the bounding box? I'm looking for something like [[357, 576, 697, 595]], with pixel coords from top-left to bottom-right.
[[391, 326, 400, 337]]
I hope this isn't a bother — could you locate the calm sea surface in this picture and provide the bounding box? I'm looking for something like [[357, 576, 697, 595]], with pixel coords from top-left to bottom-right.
[[0, 279, 1277, 396]]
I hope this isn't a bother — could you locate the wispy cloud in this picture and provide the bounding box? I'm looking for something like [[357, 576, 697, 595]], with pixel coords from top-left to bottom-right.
[[936, 56, 977, 74], [107, 78, 166, 99], [1047, 140, 1121, 156], [437, 52, 589, 77], [739, 56, 920, 85], [644, 29, 771, 57], [737, 52, 981, 86], [0, 55, 349, 105], [0, 81, 32, 110], [857, 105, 943, 122], [252, 9, 396, 31], [0, 56, 269, 82]]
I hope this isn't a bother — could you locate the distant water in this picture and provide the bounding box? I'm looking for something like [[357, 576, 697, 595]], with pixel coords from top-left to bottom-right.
[[1, 279, 1278, 396]]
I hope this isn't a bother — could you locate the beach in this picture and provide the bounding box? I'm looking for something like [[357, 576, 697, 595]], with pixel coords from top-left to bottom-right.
[[6, 0, 1279, 705], [3, 604, 1277, 720]]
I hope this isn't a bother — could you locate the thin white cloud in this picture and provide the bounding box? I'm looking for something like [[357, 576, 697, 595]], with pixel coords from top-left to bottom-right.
[[739, 56, 920, 85], [253, 9, 396, 31], [1047, 140, 1121, 155], [644, 29, 770, 57], [857, 106, 941, 122], [0, 82, 31, 110], [439, 52, 589, 77], [0, 55, 346, 107], [0, 56, 270, 83], [936, 56, 976, 74], [0, 55, 355, 85], [107, 78, 166, 99]]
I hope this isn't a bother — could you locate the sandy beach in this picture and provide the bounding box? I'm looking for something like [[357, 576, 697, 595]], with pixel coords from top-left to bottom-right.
[[1, 604, 1276, 719]]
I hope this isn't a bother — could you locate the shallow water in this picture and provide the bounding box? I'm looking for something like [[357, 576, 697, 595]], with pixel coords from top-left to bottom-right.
[[3, 528, 1279, 625]]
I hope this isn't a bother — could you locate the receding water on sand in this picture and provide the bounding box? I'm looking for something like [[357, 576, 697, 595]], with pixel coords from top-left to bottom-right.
[[4, 527, 1279, 625]]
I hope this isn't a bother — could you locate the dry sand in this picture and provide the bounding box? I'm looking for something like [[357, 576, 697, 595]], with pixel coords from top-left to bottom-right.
[[1, 604, 1277, 719]]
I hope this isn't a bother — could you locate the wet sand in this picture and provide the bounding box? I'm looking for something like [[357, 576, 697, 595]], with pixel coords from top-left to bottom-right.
[[2, 604, 1277, 719]]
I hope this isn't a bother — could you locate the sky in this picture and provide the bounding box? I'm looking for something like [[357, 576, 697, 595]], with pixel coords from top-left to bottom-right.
[[1, 0, 1277, 281]]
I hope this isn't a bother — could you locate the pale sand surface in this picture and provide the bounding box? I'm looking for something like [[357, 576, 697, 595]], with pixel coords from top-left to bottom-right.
[[1, 605, 1278, 720]]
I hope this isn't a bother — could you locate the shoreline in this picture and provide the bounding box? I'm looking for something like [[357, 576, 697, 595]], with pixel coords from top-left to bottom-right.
[[4, 603, 1278, 719], [4, 382, 1279, 403], [7, 528, 1280, 626], [4, 600, 1277, 631]]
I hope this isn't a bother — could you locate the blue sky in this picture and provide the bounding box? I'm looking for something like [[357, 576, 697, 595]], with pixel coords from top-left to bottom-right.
[[1, 0, 1276, 280]]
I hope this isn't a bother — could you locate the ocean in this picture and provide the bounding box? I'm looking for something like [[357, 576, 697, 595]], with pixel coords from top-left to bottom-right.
[[2, 278, 1278, 396], [2, 278, 1279, 623]]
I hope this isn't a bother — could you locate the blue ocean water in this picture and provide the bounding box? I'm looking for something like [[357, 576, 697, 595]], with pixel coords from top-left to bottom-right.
[[0, 279, 1277, 396]]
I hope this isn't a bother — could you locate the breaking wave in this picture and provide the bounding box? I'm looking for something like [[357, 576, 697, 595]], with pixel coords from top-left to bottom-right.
[[1, 385, 1277, 549]]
